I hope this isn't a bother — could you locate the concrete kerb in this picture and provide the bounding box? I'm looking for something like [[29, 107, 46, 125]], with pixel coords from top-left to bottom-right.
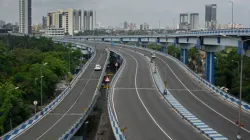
[[0, 41, 96, 140], [58, 49, 110, 140], [107, 49, 127, 140]]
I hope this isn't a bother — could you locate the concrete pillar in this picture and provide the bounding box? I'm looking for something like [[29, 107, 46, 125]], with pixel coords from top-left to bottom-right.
[[179, 43, 194, 65], [202, 45, 225, 84], [161, 46, 166, 53], [111, 41, 115, 46], [180, 48, 188, 64], [205, 52, 215, 84]]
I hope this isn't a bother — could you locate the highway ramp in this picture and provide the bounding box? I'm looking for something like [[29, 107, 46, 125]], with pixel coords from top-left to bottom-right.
[[15, 44, 108, 140], [111, 47, 206, 140], [134, 47, 250, 139]]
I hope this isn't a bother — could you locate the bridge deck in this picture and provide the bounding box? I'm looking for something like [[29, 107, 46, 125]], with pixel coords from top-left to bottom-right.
[[136, 48, 250, 139], [112, 47, 205, 140], [15, 45, 107, 140]]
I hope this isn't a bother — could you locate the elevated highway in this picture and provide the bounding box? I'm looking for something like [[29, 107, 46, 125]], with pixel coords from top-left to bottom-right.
[[132, 46, 250, 139], [12, 43, 108, 140], [110, 46, 206, 140]]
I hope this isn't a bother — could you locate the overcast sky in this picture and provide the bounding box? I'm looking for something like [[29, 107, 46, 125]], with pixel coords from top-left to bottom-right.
[[0, 0, 250, 28]]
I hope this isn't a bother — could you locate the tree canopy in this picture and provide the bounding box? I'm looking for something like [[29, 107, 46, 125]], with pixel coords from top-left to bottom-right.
[[0, 35, 83, 135]]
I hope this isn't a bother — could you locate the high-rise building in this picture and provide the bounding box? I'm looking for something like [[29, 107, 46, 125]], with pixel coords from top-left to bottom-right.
[[42, 16, 47, 29], [124, 21, 128, 29], [0, 20, 5, 28], [144, 23, 149, 30], [190, 13, 199, 30], [179, 13, 189, 29], [140, 24, 143, 30], [19, 0, 32, 34], [73, 10, 82, 31], [83, 10, 96, 31], [61, 9, 74, 35], [205, 4, 217, 30], [46, 9, 74, 35], [46, 13, 53, 27]]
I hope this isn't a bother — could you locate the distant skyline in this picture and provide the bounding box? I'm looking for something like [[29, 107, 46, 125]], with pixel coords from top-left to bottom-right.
[[0, 0, 250, 28]]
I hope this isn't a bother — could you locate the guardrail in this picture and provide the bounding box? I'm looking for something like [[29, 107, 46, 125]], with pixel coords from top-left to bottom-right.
[[144, 55, 228, 140], [115, 42, 250, 113], [107, 49, 126, 140], [58, 48, 110, 140], [0, 41, 96, 140]]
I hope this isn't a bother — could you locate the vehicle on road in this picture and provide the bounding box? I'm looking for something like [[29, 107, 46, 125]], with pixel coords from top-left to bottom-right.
[[94, 64, 102, 71], [151, 52, 156, 59]]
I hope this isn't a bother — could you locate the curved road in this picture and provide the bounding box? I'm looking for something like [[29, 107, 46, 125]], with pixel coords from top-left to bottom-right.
[[15, 44, 108, 140], [134, 47, 250, 139], [111, 46, 206, 140]]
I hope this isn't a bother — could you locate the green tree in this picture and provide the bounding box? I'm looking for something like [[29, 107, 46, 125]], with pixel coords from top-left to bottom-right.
[[187, 47, 202, 73], [167, 45, 180, 58], [0, 82, 30, 134]]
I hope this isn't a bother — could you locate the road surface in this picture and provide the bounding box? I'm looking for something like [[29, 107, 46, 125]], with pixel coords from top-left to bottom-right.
[[134, 47, 250, 139], [112, 47, 206, 140]]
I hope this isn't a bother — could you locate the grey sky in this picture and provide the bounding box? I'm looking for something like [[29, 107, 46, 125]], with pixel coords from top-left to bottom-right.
[[0, 0, 250, 28]]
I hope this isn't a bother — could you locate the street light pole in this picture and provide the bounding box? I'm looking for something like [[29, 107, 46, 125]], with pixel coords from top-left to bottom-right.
[[229, 1, 234, 29], [40, 63, 47, 106], [237, 40, 245, 139], [236, 39, 250, 139], [69, 50, 74, 74], [69, 49, 71, 74], [219, 34, 250, 139], [9, 87, 19, 130]]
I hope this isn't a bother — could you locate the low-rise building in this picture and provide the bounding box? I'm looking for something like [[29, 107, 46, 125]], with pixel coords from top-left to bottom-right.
[[43, 27, 64, 37]]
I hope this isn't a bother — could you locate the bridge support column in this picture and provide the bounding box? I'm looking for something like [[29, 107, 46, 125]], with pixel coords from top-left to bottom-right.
[[205, 52, 215, 84], [179, 44, 194, 65], [180, 48, 188, 64], [111, 41, 115, 46], [202, 45, 225, 84], [161, 46, 166, 53]]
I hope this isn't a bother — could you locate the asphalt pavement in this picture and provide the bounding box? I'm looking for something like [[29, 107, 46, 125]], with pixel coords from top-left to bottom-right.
[[112, 47, 206, 140], [15, 44, 108, 140], [135, 48, 250, 139]]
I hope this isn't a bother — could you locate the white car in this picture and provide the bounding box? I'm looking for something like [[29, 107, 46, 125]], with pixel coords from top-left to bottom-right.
[[94, 64, 102, 71], [151, 53, 156, 58]]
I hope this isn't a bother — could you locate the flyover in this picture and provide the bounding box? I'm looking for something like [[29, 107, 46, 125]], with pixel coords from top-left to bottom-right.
[[131, 46, 250, 139], [67, 28, 250, 84], [107, 45, 207, 140], [1, 29, 250, 139], [0, 41, 109, 140]]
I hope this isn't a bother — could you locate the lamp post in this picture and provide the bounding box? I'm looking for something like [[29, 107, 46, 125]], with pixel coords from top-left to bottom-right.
[[69, 50, 74, 74], [41, 63, 47, 106], [9, 86, 19, 130], [220, 33, 250, 139], [229, 1, 234, 29]]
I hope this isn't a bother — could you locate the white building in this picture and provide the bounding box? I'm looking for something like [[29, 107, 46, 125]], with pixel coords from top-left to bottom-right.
[[83, 10, 96, 31], [46, 9, 74, 35], [73, 10, 82, 32], [19, 0, 32, 34], [62, 9, 74, 35], [190, 13, 199, 30], [43, 27, 64, 37]]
